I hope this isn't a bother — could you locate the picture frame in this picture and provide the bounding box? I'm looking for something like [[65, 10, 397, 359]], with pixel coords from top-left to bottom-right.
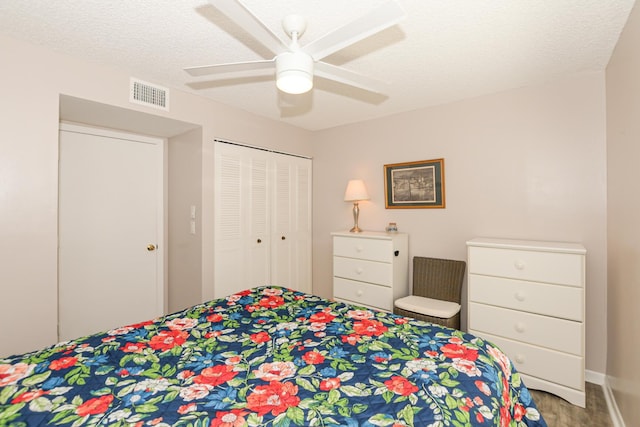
[[384, 158, 445, 209]]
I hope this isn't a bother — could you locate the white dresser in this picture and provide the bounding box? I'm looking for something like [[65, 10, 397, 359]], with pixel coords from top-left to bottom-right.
[[466, 237, 586, 407], [332, 231, 408, 312]]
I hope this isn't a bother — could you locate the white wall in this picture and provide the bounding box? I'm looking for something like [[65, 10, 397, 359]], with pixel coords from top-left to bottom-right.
[[312, 72, 608, 374], [168, 128, 203, 314], [606, 2, 640, 423], [0, 34, 313, 357]]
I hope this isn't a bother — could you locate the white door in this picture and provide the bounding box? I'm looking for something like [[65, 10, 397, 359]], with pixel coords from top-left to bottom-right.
[[247, 152, 271, 286], [58, 123, 164, 341], [271, 156, 293, 287], [271, 154, 312, 292], [292, 156, 312, 292], [213, 142, 311, 297], [214, 143, 270, 297]]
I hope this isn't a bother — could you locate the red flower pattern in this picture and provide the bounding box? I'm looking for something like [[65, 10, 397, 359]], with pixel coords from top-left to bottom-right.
[[246, 381, 300, 416], [309, 311, 335, 323], [76, 394, 114, 417], [353, 319, 388, 337], [319, 377, 341, 391], [148, 330, 188, 351], [11, 390, 47, 404], [384, 376, 419, 396], [121, 342, 147, 353], [440, 343, 479, 361], [258, 296, 285, 309], [250, 331, 271, 344], [210, 409, 249, 427], [49, 357, 77, 371], [301, 350, 325, 365], [193, 365, 238, 387], [207, 313, 224, 322]]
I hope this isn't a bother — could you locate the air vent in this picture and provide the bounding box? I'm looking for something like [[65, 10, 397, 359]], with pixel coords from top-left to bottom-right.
[[129, 78, 169, 111]]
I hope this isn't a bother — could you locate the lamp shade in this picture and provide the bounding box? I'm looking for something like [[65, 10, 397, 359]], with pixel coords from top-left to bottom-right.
[[344, 179, 370, 202]]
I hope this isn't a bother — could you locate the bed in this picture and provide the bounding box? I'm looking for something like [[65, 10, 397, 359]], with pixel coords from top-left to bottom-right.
[[0, 286, 546, 426]]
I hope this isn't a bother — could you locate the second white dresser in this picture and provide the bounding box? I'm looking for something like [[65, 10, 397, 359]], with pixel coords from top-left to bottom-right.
[[466, 237, 586, 407], [332, 231, 408, 312]]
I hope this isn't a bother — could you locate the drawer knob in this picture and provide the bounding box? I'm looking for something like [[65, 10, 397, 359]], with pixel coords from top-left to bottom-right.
[[514, 260, 525, 270], [356, 267, 364, 274], [514, 291, 526, 302], [356, 245, 363, 252], [515, 354, 526, 364], [515, 322, 526, 333], [356, 290, 364, 297]]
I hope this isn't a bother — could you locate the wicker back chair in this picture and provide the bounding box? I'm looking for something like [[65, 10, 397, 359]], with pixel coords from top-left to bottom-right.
[[393, 256, 466, 329]]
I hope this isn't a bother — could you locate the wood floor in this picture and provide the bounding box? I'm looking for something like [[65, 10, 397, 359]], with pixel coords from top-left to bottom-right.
[[529, 382, 612, 426]]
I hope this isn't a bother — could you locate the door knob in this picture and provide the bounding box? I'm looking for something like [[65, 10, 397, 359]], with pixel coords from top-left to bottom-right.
[[147, 244, 156, 251]]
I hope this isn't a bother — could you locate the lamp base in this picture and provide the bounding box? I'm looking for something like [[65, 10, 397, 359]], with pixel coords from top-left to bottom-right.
[[350, 202, 363, 233]]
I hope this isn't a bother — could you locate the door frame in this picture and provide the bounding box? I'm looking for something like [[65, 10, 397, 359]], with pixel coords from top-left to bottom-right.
[[58, 121, 168, 335]]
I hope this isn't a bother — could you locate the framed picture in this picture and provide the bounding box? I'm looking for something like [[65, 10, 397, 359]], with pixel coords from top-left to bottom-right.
[[384, 158, 445, 209]]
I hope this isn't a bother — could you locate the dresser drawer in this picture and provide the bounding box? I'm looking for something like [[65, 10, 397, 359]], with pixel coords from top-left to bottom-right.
[[468, 246, 583, 287], [333, 256, 392, 287], [469, 303, 582, 355], [471, 331, 584, 390], [333, 277, 392, 311], [333, 236, 394, 263], [468, 275, 583, 321]]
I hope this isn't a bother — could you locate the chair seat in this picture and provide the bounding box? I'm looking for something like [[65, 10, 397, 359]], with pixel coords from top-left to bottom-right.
[[394, 295, 461, 319]]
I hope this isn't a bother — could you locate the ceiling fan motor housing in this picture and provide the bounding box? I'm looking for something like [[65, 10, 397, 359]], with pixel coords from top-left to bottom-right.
[[276, 51, 314, 94]]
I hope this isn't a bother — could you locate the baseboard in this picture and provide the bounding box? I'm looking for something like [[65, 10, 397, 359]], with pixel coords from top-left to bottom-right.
[[602, 375, 626, 427], [585, 370, 625, 427], [586, 369, 605, 385]]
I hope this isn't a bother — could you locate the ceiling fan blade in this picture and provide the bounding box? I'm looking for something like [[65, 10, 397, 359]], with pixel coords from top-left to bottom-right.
[[185, 59, 274, 77], [303, 1, 406, 61], [212, 0, 287, 56], [314, 61, 388, 94]]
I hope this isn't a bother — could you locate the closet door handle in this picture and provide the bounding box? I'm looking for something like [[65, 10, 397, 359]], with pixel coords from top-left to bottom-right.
[[281, 236, 286, 240], [257, 239, 262, 244]]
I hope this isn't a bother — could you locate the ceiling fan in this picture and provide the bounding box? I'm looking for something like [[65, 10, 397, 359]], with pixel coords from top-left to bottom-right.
[[185, 0, 406, 95]]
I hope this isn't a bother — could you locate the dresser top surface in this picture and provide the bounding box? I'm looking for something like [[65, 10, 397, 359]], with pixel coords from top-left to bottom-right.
[[331, 230, 407, 240], [466, 237, 586, 254]]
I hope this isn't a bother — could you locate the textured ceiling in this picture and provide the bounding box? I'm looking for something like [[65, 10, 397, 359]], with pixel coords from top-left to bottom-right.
[[0, 0, 635, 131]]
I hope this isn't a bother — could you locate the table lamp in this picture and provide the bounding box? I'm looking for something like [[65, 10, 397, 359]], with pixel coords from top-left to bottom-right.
[[344, 179, 370, 233]]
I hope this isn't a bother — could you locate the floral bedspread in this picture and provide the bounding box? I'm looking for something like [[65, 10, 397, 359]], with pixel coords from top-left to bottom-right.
[[0, 286, 546, 426]]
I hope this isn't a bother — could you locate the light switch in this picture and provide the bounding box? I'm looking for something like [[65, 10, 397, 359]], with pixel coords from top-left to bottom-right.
[[190, 205, 196, 234]]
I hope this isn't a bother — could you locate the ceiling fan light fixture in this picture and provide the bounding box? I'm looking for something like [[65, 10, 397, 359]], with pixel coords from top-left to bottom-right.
[[276, 51, 313, 94]]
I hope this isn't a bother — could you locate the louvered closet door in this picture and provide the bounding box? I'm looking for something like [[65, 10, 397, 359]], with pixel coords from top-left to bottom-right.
[[292, 156, 312, 292], [271, 156, 293, 287], [214, 144, 270, 297], [271, 154, 312, 292], [214, 142, 311, 297], [247, 152, 271, 286]]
